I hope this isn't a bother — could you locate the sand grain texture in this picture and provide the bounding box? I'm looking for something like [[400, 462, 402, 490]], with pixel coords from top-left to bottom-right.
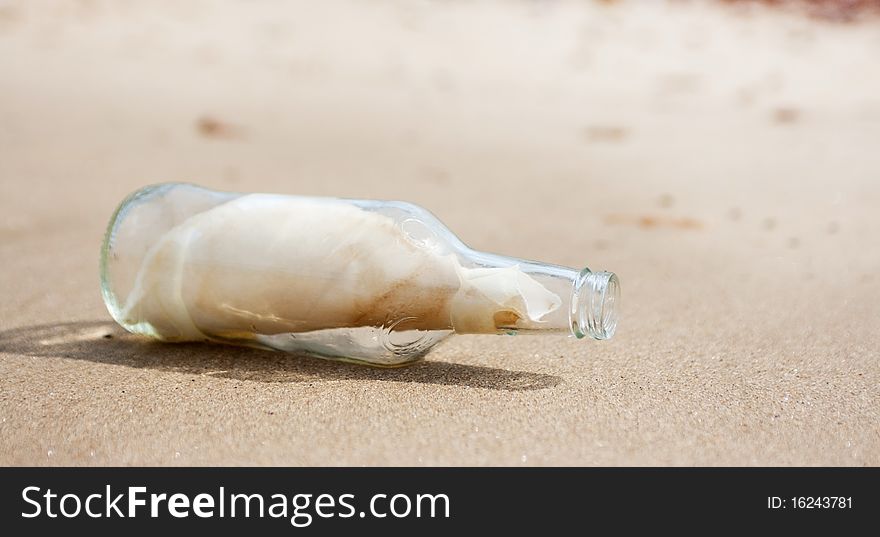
[[0, 0, 878, 466]]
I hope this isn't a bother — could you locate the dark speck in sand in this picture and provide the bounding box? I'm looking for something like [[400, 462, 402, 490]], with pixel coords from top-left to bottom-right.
[[196, 116, 245, 140], [728, 207, 742, 221], [604, 213, 703, 230], [422, 166, 451, 185], [583, 126, 628, 143]]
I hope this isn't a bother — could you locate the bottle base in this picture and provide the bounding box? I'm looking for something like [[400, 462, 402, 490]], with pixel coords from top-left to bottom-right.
[[252, 326, 453, 367]]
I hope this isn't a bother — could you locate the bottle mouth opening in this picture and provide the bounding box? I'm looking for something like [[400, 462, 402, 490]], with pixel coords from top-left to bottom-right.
[[571, 269, 619, 340]]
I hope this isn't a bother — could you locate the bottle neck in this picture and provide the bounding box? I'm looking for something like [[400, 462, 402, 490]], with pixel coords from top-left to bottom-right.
[[452, 249, 619, 340]]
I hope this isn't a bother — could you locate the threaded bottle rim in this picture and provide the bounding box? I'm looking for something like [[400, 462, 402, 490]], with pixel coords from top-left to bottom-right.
[[571, 269, 619, 340]]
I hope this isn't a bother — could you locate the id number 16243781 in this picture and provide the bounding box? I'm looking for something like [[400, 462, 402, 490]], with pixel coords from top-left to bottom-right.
[[767, 497, 852, 509]]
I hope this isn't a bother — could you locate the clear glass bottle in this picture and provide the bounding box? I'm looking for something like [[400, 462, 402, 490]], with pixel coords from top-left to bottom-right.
[[101, 183, 619, 366]]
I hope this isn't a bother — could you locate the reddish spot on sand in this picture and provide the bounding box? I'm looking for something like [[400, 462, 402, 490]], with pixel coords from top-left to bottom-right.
[[196, 116, 245, 140], [722, 0, 880, 22], [773, 107, 801, 124], [604, 214, 704, 230]]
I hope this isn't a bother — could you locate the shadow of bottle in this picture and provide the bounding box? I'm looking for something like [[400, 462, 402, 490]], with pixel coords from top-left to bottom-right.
[[0, 321, 562, 392]]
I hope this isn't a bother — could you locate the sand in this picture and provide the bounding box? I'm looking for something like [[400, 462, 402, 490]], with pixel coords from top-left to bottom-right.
[[0, 0, 878, 466]]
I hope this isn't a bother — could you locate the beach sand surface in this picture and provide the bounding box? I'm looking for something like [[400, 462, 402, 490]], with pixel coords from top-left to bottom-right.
[[0, 0, 878, 465]]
